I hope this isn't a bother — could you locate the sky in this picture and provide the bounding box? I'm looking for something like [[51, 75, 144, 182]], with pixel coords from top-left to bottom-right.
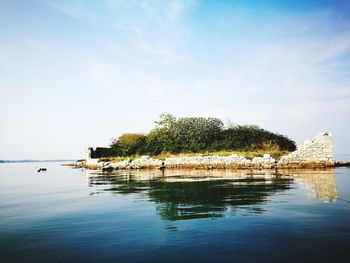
[[1, 0, 350, 159]]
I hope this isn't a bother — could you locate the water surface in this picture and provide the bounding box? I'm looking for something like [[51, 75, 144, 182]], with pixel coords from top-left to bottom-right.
[[1, 162, 350, 263]]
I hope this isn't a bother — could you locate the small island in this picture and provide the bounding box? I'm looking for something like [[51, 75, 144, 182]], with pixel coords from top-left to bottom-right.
[[68, 114, 338, 170]]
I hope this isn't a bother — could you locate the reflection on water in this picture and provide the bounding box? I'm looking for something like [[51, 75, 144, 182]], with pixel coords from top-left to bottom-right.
[[1, 163, 349, 263], [289, 169, 338, 202], [86, 169, 338, 221]]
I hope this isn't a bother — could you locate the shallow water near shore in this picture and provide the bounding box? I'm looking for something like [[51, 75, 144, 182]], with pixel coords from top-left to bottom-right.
[[1, 162, 350, 263]]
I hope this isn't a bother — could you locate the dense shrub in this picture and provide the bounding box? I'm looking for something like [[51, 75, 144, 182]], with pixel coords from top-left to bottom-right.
[[111, 133, 146, 156], [169, 117, 224, 153], [108, 114, 296, 156], [145, 128, 174, 155], [219, 125, 296, 151]]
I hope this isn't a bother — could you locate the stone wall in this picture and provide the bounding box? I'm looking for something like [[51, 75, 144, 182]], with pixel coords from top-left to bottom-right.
[[164, 154, 276, 169], [86, 147, 103, 168], [277, 132, 334, 168], [86, 153, 276, 170], [87, 147, 114, 158]]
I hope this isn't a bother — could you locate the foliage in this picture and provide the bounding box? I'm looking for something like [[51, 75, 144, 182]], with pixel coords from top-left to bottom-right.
[[145, 127, 173, 155], [219, 125, 296, 151], [144, 114, 224, 154], [108, 114, 296, 157], [111, 133, 146, 156], [154, 113, 176, 129], [169, 117, 224, 153]]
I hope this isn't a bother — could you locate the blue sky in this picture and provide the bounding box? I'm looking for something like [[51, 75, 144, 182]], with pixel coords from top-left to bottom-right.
[[1, 0, 350, 159]]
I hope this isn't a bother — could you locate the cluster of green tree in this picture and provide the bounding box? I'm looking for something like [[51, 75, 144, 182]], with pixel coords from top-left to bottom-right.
[[109, 113, 296, 156]]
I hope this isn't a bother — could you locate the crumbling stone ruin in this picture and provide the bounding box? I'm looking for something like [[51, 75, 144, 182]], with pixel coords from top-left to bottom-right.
[[277, 132, 334, 168]]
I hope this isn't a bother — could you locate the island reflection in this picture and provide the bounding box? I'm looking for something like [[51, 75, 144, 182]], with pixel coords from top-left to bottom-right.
[[287, 169, 338, 202], [86, 169, 337, 220]]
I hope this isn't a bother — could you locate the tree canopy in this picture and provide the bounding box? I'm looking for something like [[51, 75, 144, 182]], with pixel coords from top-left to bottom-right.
[[109, 113, 296, 156]]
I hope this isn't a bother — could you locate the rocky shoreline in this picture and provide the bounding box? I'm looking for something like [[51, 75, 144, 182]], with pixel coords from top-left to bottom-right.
[[64, 155, 349, 171]]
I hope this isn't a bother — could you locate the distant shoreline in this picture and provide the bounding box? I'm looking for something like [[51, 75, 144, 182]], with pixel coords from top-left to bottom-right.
[[0, 159, 77, 163]]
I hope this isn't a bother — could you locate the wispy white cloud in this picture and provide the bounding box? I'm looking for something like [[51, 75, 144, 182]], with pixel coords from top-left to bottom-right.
[[113, 22, 188, 66], [51, 0, 100, 25], [165, 0, 198, 20], [3, 0, 350, 158], [52, 0, 194, 66], [209, 15, 350, 100]]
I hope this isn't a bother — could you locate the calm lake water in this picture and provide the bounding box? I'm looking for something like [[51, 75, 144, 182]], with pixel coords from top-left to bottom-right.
[[1, 162, 350, 263]]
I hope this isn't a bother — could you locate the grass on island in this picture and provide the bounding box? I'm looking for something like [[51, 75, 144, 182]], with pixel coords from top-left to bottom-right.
[[99, 149, 291, 163], [153, 149, 290, 160]]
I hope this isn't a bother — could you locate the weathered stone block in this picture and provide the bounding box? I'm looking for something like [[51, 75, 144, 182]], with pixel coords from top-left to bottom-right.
[[277, 132, 334, 168]]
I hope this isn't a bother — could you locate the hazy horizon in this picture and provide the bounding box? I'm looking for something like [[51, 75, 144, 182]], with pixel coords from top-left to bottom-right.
[[1, 0, 350, 159]]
